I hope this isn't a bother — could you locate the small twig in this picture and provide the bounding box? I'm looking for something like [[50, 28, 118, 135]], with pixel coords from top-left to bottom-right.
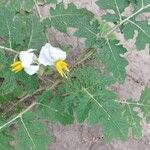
[[70, 50, 94, 71], [2, 87, 45, 117], [3, 79, 61, 117]]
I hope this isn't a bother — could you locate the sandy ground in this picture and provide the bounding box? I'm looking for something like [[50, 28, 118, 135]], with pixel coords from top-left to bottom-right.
[[39, 0, 150, 149]]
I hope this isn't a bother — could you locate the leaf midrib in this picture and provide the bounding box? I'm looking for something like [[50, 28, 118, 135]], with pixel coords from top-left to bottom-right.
[[82, 87, 127, 139]]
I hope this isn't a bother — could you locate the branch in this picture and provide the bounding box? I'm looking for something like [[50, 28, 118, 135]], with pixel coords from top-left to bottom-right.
[[105, 3, 150, 38], [0, 102, 36, 130]]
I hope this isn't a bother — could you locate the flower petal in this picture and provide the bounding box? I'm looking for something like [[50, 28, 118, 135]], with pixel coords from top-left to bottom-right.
[[19, 50, 34, 67], [24, 65, 39, 75], [38, 43, 67, 66], [38, 43, 54, 66]]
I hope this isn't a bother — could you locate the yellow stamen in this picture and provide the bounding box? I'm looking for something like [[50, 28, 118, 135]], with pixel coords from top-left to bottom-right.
[[55, 60, 69, 77], [10, 61, 23, 73]]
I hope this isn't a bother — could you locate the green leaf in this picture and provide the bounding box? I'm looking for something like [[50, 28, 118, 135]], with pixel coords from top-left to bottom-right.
[[61, 67, 128, 141], [138, 87, 150, 122], [122, 101, 142, 139], [16, 112, 51, 150], [96, 0, 129, 23], [0, 54, 17, 95], [37, 90, 74, 125], [119, 87, 150, 138], [0, 71, 17, 94], [0, 7, 17, 47], [96, 40, 128, 83], [0, 0, 57, 12], [26, 15, 46, 50], [122, 20, 150, 50], [0, 130, 14, 150], [44, 0, 57, 4], [46, 3, 100, 48], [0, 53, 38, 95], [0, 6, 46, 50], [24, 0, 35, 11], [8, 13, 46, 51], [17, 73, 38, 94], [129, 0, 150, 11], [0, 89, 22, 103], [96, 0, 150, 50], [0, 9, 44, 95], [98, 20, 116, 39], [0, 119, 14, 149], [0, 0, 21, 12]]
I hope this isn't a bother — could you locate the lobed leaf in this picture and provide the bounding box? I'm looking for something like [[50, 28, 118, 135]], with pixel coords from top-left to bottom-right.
[[0, 119, 14, 149], [0, 130, 14, 150], [96, 0, 129, 23], [122, 101, 142, 139], [0, 53, 38, 95], [0, 0, 57, 12], [45, 3, 100, 48], [59, 67, 129, 141], [96, 40, 128, 83], [16, 112, 51, 150], [138, 87, 150, 122], [37, 90, 74, 125], [121, 87, 150, 139], [96, 0, 150, 50]]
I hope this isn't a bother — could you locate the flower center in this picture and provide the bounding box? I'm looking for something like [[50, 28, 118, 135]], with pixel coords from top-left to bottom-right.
[[10, 61, 23, 73], [55, 60, 69, 77]]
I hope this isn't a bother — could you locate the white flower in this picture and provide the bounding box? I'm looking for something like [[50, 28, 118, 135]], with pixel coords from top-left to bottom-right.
[[11, 49, 39, 75], [38, 43, 69, 77]]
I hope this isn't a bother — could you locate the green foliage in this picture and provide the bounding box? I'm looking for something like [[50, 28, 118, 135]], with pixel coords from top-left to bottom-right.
[[16, 112, 51, 150], [0, 5, 44, 100], [0, 0, 57, 12], [122, 101, 142, 139], [96, 0, 150, 50], [96, 40, 128, 83], [0, 124, 14, 150], [0, 0, 149, 147], [22, 15, 46, 50], [137, 87, 150, 122], [37, 90, 74, 125], [46, 3, 100, 48], [96, 0, 129, 22], [43, 0, 57, 4], [98, 21, 115, 39], [0, 54, 17, 95], [123, 20, 150, 50], [0, 8, 46, 50], [121, 87, 150, 139], [0, 53, 38, 96], [58, 67, 128, 141], [44, 3, 128, 82]]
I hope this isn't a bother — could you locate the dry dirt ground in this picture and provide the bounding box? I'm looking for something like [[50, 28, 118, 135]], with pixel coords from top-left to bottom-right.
[[39, 0, 150, 149]]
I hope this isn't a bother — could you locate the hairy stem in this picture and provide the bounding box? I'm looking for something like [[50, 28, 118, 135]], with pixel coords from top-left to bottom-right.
[[0, 102, 36, 130], [105, 3, 150, 38], [0, 46, 18, 54]]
